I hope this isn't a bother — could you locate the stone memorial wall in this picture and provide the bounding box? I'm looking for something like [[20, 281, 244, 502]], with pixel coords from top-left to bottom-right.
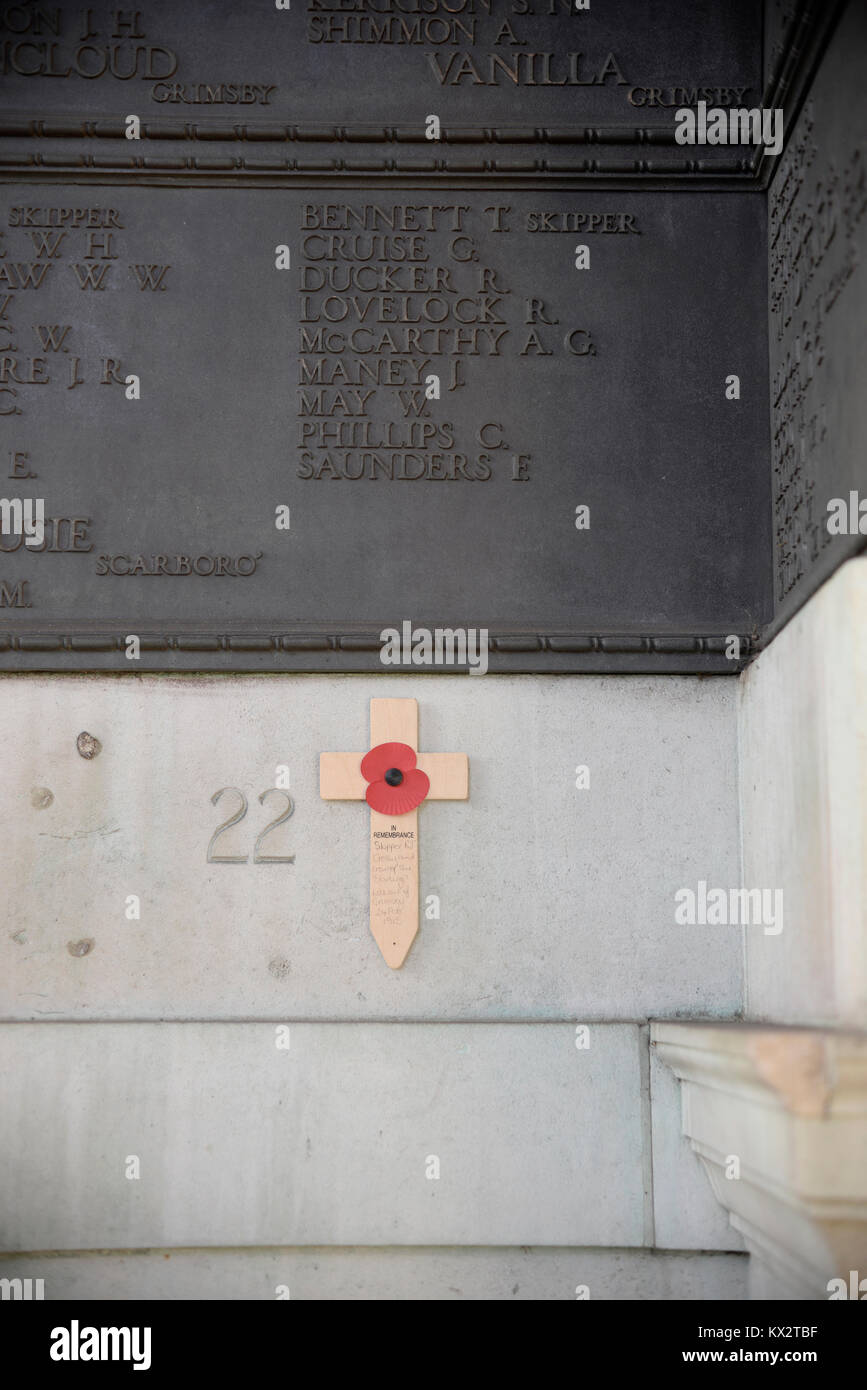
[[1, 0, 865, 1312]]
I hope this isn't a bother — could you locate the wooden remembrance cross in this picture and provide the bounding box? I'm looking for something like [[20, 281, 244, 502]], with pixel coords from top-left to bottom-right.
[[320, 699, 469, 968]]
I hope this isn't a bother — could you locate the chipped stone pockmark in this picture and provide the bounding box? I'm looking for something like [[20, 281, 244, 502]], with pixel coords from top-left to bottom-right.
[[76, 732, 102, 760]]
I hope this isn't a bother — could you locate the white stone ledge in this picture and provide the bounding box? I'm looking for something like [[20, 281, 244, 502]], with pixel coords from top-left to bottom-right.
[[0, 1246, 748, 1301], [652, 1022, 867, 1298], [0, 1020, 646, 1252]]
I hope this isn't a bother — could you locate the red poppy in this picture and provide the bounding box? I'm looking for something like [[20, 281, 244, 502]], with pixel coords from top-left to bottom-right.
[[361, 741, 430, 815]]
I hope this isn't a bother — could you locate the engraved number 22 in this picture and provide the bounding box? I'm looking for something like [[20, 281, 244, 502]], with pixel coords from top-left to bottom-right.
[[207, 787, 295, 864]]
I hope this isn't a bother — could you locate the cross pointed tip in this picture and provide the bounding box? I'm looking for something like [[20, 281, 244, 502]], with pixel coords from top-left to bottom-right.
[[376, 932, 417, 970]]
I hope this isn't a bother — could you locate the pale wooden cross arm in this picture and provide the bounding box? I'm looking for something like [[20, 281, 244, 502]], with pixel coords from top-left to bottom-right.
[[320, 751, 468, 801], [321, 694, 468, 801]]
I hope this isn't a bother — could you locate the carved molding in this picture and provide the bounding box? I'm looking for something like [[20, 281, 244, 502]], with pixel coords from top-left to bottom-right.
[[0, 119, 727, 144], [652, 1022, 867, 1299], [758, 0, 848, 188], [0, 142, 754, 184], [0, 629, 752, 669], [0, 0, 839, 184]]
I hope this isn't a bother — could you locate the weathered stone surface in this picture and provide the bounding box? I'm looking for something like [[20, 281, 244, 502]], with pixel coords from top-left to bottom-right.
[[739, 556, 867, 1027], [0, 673, 741, 1020], [650, 1044, 744, 1252], [0, 1021, 645, 1250]]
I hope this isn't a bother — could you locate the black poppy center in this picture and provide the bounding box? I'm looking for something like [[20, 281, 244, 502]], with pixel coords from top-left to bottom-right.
[[384, 767, 404, 787]]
